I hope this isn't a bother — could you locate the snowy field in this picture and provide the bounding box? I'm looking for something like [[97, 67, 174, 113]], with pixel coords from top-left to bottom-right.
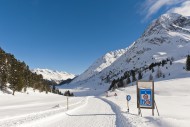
[[105, 77, 190, 127], [0, 76, 190, 127], [0, 89, 86, 127]]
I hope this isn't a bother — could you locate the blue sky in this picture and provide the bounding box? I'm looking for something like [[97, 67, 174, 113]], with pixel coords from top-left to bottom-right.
[[0, 0, 187, 74]]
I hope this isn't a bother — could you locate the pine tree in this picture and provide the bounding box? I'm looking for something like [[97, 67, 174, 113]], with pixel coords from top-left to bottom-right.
[[0, 47, 53, 95], [52, 85, 56, 93], [170, 60, 172, 65], [155, 67, 162, 78], [118, 78, 124, 87], [127, 76, 131, 84], [9, 57, 18, 95], [186, 55, 190, 71], [152, 67, 154, 73], [0, 49, 7, 91], [138, 71, 142, 80], [109, 79, 116, 90], [149, 74, 153, 81], [23, 65, 30, 92], [131, 70, 136, 82]]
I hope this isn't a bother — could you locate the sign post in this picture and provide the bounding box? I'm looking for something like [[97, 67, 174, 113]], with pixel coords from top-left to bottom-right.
[[126, 95, 131, 112], [67, 96, 69, 110], [137, 81, 155, 116]]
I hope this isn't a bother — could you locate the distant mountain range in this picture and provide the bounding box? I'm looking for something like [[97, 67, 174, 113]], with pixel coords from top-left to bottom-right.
[[32, 68, 75, 84]]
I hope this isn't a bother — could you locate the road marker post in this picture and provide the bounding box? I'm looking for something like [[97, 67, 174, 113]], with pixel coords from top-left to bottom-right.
[[126, 95, 131, 112], [67, 96, 69, 110]]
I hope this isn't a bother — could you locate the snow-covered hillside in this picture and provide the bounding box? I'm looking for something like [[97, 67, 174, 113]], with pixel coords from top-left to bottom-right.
[[68, 12, 190, 90], [32, 68, 75, 84], [71, 49, 127, 84]]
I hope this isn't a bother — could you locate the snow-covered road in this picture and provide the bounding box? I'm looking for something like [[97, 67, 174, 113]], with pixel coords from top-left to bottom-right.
[[2, 77, 190, 127], [20, 97, 118, 127]]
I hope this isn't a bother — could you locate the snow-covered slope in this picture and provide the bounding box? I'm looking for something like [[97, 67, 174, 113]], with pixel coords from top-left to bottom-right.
[[71, 49, 127, 83], [68, 13, 190, 89], [32, 69, 75, 84], [100, 13, 190, 79]]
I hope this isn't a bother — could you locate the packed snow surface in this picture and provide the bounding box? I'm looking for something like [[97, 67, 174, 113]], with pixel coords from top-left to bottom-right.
[[1, 77, 190, 127]]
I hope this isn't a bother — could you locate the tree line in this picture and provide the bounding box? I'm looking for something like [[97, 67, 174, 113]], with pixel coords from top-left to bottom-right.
[[109, 54, 190, 91], [108, 58, 173, 90], [0, 47, 61, 95]]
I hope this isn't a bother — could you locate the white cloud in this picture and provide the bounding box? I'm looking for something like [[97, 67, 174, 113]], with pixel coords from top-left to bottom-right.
[[168, 1, 190, 16], [142, 0, 187, 20]]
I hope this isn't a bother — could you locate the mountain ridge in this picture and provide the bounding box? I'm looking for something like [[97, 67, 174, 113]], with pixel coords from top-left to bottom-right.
[[32, 68, 75, 84], [66, 12, 190, 91]]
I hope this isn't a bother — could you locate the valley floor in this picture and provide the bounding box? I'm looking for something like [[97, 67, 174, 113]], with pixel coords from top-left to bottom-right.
[[20, 97, 117, 127], [0, 77, 190, 127]]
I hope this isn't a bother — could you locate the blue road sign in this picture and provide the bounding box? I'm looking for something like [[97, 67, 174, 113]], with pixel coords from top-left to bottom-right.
[[139, 89, 152, 107], [126, 95, 131, 101]]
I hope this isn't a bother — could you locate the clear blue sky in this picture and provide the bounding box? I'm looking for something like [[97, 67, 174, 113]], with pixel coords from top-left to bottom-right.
[[0, 0, 184, 74]]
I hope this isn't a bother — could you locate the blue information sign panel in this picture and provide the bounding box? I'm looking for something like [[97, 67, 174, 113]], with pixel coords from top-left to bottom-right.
[[139, 89, 152, 108], [126, 95, 131, 101]]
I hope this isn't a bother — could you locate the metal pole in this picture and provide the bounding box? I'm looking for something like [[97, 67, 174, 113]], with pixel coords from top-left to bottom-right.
[[67, 96, 69, 110], [152, 109, 154, 116], [127, 101, 129, 112], [138, 108, 142, 117], [154, 101, 160, 116], [137, 100, 142, 117]]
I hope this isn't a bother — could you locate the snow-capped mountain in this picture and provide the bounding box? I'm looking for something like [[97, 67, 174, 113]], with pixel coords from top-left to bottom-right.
[[32, 68, 75, 84], [69, 12, 190, 88], [71, 49, 127, 83]]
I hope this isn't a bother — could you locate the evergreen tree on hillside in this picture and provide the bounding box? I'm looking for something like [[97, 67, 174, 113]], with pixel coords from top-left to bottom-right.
[[0, 47, 57, 95], [131, 70, 136, 82], [138, 71, 142, 80], [127, 76, 131, 84], [118, 78, 124, 87], [52, 85, 56, 93], [170, 60, 172, 65], [109, 79, 116, 90], [186, 55, 190, 71], [152, 67, 154, 73], [23, 65, 29, 92], [155, 67, 162, 78], [149, 74, 153, 81], [0, 49, 8, 91], [9, 56, 17, 95]]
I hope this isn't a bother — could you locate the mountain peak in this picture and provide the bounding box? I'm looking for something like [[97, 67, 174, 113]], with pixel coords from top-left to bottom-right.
[[71, 48, 127, 83], [68, 12, 190, 89], [141, 13, 190, 44]]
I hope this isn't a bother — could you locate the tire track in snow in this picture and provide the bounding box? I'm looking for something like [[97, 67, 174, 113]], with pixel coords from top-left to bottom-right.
[[99, 97, 132, 127], [49, 97, 116, 127], [0, 97, 88, 127], [21, 96, 116, 127]]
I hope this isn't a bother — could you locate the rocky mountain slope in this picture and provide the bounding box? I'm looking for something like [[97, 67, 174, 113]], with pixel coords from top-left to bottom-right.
[[71, 49, 127, 84], [67, 13, 190, 90]]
